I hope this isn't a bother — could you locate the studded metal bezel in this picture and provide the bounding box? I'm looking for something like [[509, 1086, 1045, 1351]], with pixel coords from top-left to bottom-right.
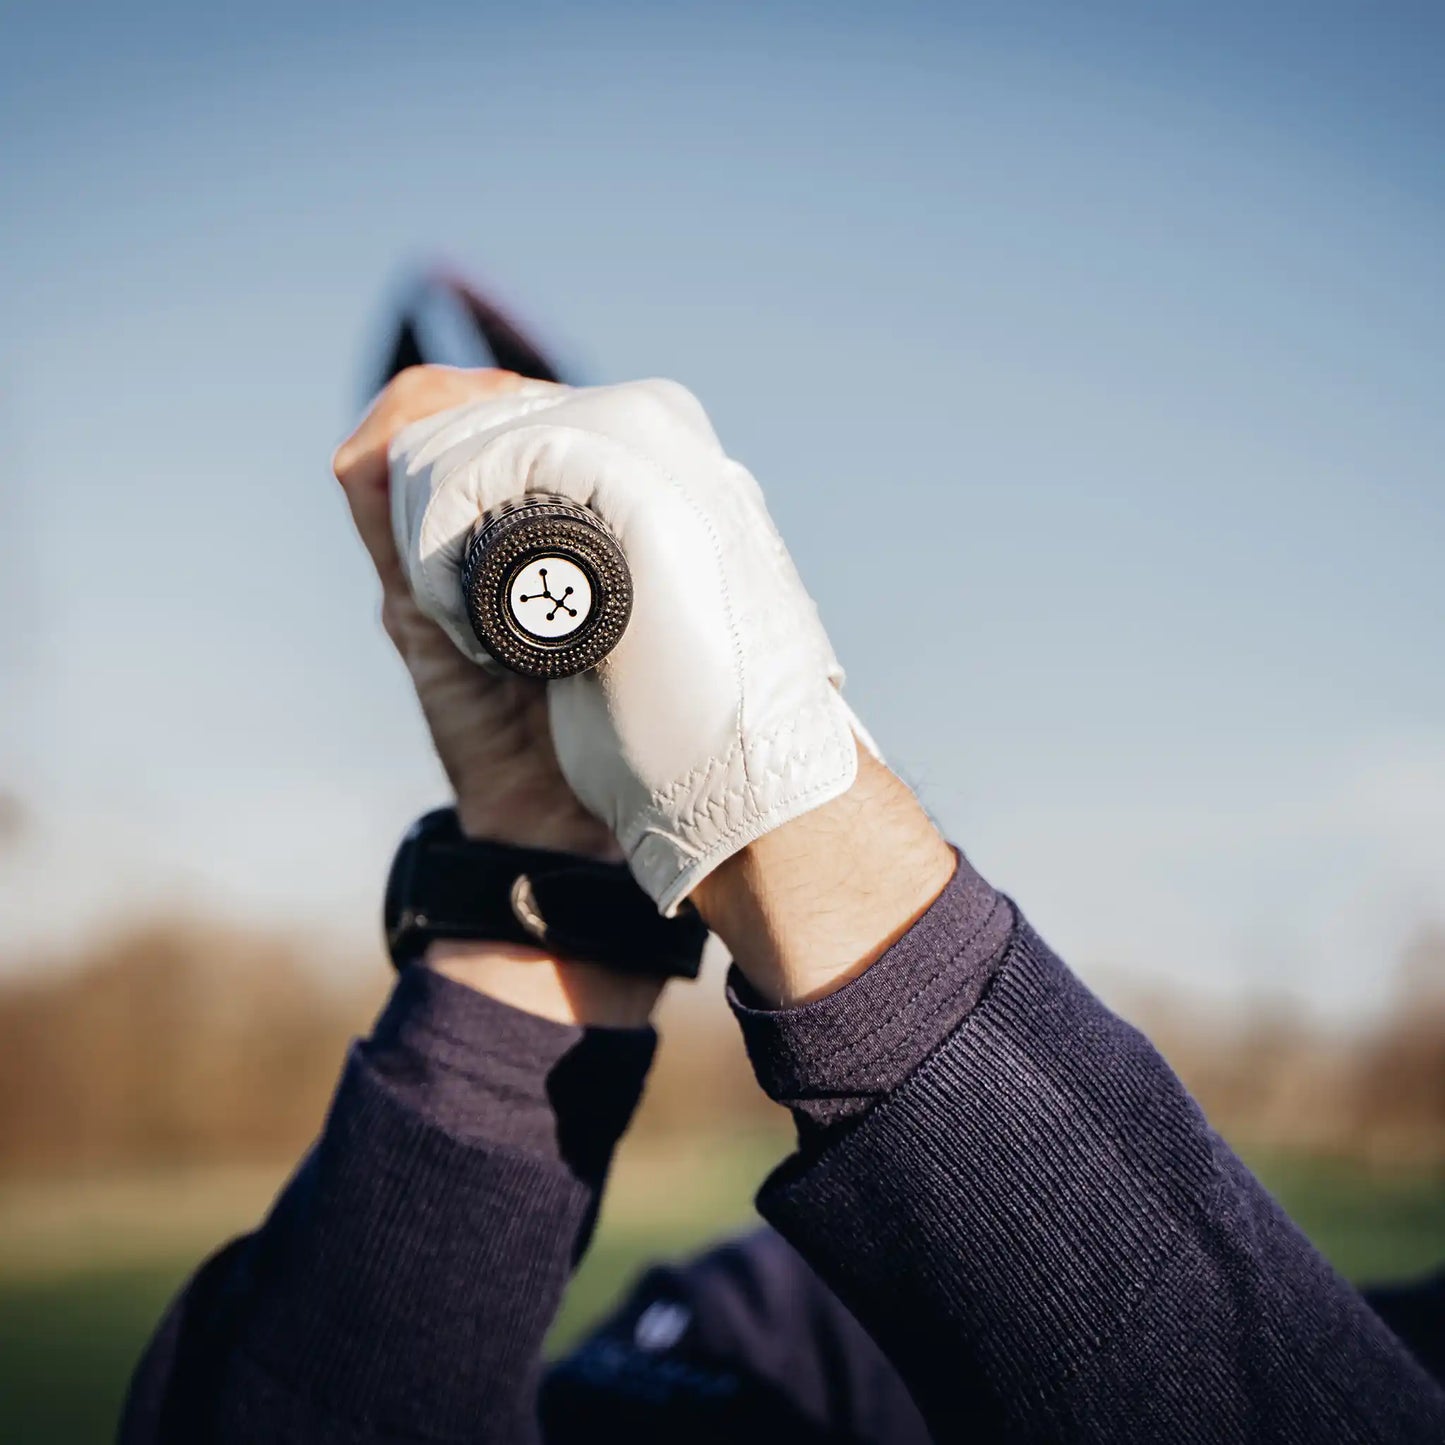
[[461, 496, 632, 679]]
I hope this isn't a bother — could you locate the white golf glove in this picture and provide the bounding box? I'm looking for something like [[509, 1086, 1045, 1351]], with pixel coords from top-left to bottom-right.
[[390, 378, 864, 915]]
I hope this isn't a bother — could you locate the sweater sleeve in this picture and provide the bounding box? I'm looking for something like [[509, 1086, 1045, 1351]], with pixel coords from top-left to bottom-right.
[[119, 965, 655, 1445], [733, 878, 1445, 1443]]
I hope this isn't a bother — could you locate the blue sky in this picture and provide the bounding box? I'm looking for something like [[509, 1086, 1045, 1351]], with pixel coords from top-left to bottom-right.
[[2, 1, 1442, 1013]]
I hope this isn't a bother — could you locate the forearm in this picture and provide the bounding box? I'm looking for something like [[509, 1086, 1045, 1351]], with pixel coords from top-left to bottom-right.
[[694, 746, 956, 1006], [121, 962, 654, 1445], [699, 759, 1445, 1442]]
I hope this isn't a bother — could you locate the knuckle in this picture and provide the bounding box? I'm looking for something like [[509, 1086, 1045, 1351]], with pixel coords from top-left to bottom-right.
[[389, 363, 443, 400], [330, 439, 357, 482], [379, 595, 405, 643]]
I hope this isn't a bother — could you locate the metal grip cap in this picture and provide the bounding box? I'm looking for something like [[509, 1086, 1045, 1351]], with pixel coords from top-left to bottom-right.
[[461, 495, 632, 679]]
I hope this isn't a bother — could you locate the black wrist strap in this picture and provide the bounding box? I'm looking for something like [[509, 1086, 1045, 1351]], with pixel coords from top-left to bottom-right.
[[385, 810, 707, 979]]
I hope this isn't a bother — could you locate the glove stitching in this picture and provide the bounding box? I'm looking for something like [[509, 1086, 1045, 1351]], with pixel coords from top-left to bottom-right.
[[650, 699, 833, 812], [660, 718, 856, 874]]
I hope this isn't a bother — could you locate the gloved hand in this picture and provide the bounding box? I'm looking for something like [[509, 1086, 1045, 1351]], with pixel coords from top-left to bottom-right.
[[389, 376, 867, 914], [333, 366, 660, 1028], [332, 367, 614, 861]]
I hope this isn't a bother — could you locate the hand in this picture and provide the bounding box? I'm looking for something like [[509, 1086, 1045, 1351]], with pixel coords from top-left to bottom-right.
[[333, 367, 614, 859], [334, 367, 657, 1027], [389, 377, 868, 915]]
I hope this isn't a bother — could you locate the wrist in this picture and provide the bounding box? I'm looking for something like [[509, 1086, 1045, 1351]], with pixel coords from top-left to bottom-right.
[[425, 939, 662, 1028], [387, 811, 694, 1024], [455, 792, 618, 861], [692, 745, 956, 1007]]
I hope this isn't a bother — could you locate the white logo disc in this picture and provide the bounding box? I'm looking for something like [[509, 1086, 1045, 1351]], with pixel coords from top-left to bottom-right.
[[508, 556, 594, 640]]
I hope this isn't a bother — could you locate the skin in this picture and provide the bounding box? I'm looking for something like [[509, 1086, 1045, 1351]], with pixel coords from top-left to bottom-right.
[[333, 366, 954, 1024], [692, 746, 956, 1008]]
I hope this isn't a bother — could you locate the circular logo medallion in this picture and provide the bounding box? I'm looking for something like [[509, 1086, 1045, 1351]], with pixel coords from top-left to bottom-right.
[[507, 556, 595, 640]]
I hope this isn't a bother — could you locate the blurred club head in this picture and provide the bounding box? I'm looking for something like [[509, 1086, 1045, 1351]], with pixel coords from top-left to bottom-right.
[[378, 267, 569, 394]]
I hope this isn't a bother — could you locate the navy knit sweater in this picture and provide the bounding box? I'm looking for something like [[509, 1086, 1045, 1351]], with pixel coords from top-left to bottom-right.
[[120, 858, 1445, 1442]]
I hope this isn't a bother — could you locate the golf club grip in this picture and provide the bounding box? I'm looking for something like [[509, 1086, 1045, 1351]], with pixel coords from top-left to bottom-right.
[[461, 494, 633, 679]]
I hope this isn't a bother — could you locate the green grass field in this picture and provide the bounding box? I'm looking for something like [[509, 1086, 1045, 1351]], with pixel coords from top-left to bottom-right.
[[1, 1147, 1440, 1444]]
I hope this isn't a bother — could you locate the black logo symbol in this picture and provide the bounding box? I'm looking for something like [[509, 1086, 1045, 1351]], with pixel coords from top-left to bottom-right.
[[519, 567, 578, 621]]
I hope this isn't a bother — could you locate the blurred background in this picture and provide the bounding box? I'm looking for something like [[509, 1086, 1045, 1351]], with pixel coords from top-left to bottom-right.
[[2, 1, 1442, 1438]]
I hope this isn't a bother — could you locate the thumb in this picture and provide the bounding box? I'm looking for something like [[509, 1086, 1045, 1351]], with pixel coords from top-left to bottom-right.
[[332, 364, 545, 593]]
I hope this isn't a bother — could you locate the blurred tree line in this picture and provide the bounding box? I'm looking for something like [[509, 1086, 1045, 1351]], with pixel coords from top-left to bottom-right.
[[0, 917, 1440, 1179]]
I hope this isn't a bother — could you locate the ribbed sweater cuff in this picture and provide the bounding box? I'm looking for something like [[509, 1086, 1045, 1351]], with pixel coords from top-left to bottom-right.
[[727, 849, 1012, 1138]]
